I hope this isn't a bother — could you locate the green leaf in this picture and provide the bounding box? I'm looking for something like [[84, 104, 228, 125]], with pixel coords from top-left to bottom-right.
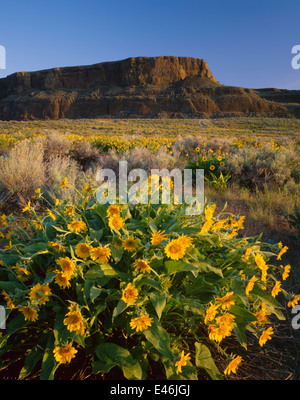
[[134, 276, 163, 291], [19, 346, 43, 379], [233, 324, 248, 350], [229, 305, 257, 324], [149, 291, 167, 320], [0, 281, 23, 291], [84, 263, 118, 280], [40, 334, 58, 380], [110, 246, 124, 263], [93, 204, 107, 224], [143, 318, 174, 361], [93, 343, 142, 380], [165, 260, 198, 274], [112, 299, 129, 321], [43, 271, 56, 285], [251, 285, 285, 320], [90, 286, 103, 303], [21, 242, 49, 255], [194, 342, 223, 380], [189, 259, 224, 278]]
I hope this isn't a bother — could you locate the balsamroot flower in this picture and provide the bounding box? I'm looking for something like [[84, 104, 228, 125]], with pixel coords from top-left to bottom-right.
[[150, 230, 168, 245], [29, 283, 52, 305], [175, 351, 191, 374], [121, 283, 138, 304], [108, 215, 125, 231], [63, 304, 85, 336], [90, 246, 111, 263], [133, 259, 151, 274], [75, 243, 91, 259], [67, 220, 87, 233], [164, 238, 186, 260], [19, 305, 38, 322], [224, 355, 242, 375], [53, 344, 77, 364], [56, 257, 76, 278], [130, 313, 153, 332], [259, 327, 274, 347], [122, 236, 138, 252]]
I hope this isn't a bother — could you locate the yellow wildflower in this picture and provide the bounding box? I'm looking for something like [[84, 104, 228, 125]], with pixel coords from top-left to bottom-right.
[[63, 304, 85, 336], [121, 283, 138, 304], [259, 327, 274, 347], [150, 230, 168, 245], [59, 177, 68, 188], [19, 305, 38, 322], [107, 204, 121, 217], [108, 215, 125, 231], [130, 313, 153, 332], [287, 294, 300, 308], [56, 257, 76, 278], [277, 246, 288, 260], [75, 243, 91, 259], [165, 238, 186, 260], [271, 281, 282, 298], [48, 241, 66, 253], [224, 355, 242, 376], [29, 283, 52, 305], [67, 220, 87, 233], [54, 270, 71, 289], [245, 276, 257, 296], [90, 246, 111, 263], [123, 236, 138, 252], [53, 344, 78, 364], [215, 292, 235, 310], [281, 264, 291, 281], [175, 351, 191, 375], [133, 259, 151, 274], [22, 201, 31, 213]]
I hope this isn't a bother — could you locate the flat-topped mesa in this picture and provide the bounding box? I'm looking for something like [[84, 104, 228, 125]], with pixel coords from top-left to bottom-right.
[[0, 56, 219, 98], [0, 56, 291, 120]]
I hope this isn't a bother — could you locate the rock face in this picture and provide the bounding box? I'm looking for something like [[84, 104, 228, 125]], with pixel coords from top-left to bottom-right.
[[0, 56, 290, 120]]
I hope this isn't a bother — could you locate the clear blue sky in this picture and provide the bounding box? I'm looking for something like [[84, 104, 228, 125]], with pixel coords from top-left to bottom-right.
[[0, 0, 300, 89]]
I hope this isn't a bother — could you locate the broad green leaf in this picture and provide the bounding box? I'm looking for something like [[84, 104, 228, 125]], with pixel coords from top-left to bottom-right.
[[112, 299, 129, 320], [90, 286, 103, 303], [134, 276, 163, 291], [233, 324, 248, 350], [93, 204, 107, 223], [21, 242, 48, 254], [40, 334, 58, 380], [194, 342, 223, 380], [43, 271, 56, 285], [229, 305, 257, 324], [0, 313, 26, 349], [93, 343, 142, 380], [19, 346, 43, 379], [110, 246, 124, 263], [149, 291, 167, 320], [164, 260, 198, 274], [84, 263, 118, 280], [143, 318, 174, 361], [0, 280, 24, 291], [251, 285, 285, 320], [189, 259, 224, 278]]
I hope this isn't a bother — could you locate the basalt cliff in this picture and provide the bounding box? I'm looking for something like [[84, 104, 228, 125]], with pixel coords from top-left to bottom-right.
[[0, 56, 295, 120]]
